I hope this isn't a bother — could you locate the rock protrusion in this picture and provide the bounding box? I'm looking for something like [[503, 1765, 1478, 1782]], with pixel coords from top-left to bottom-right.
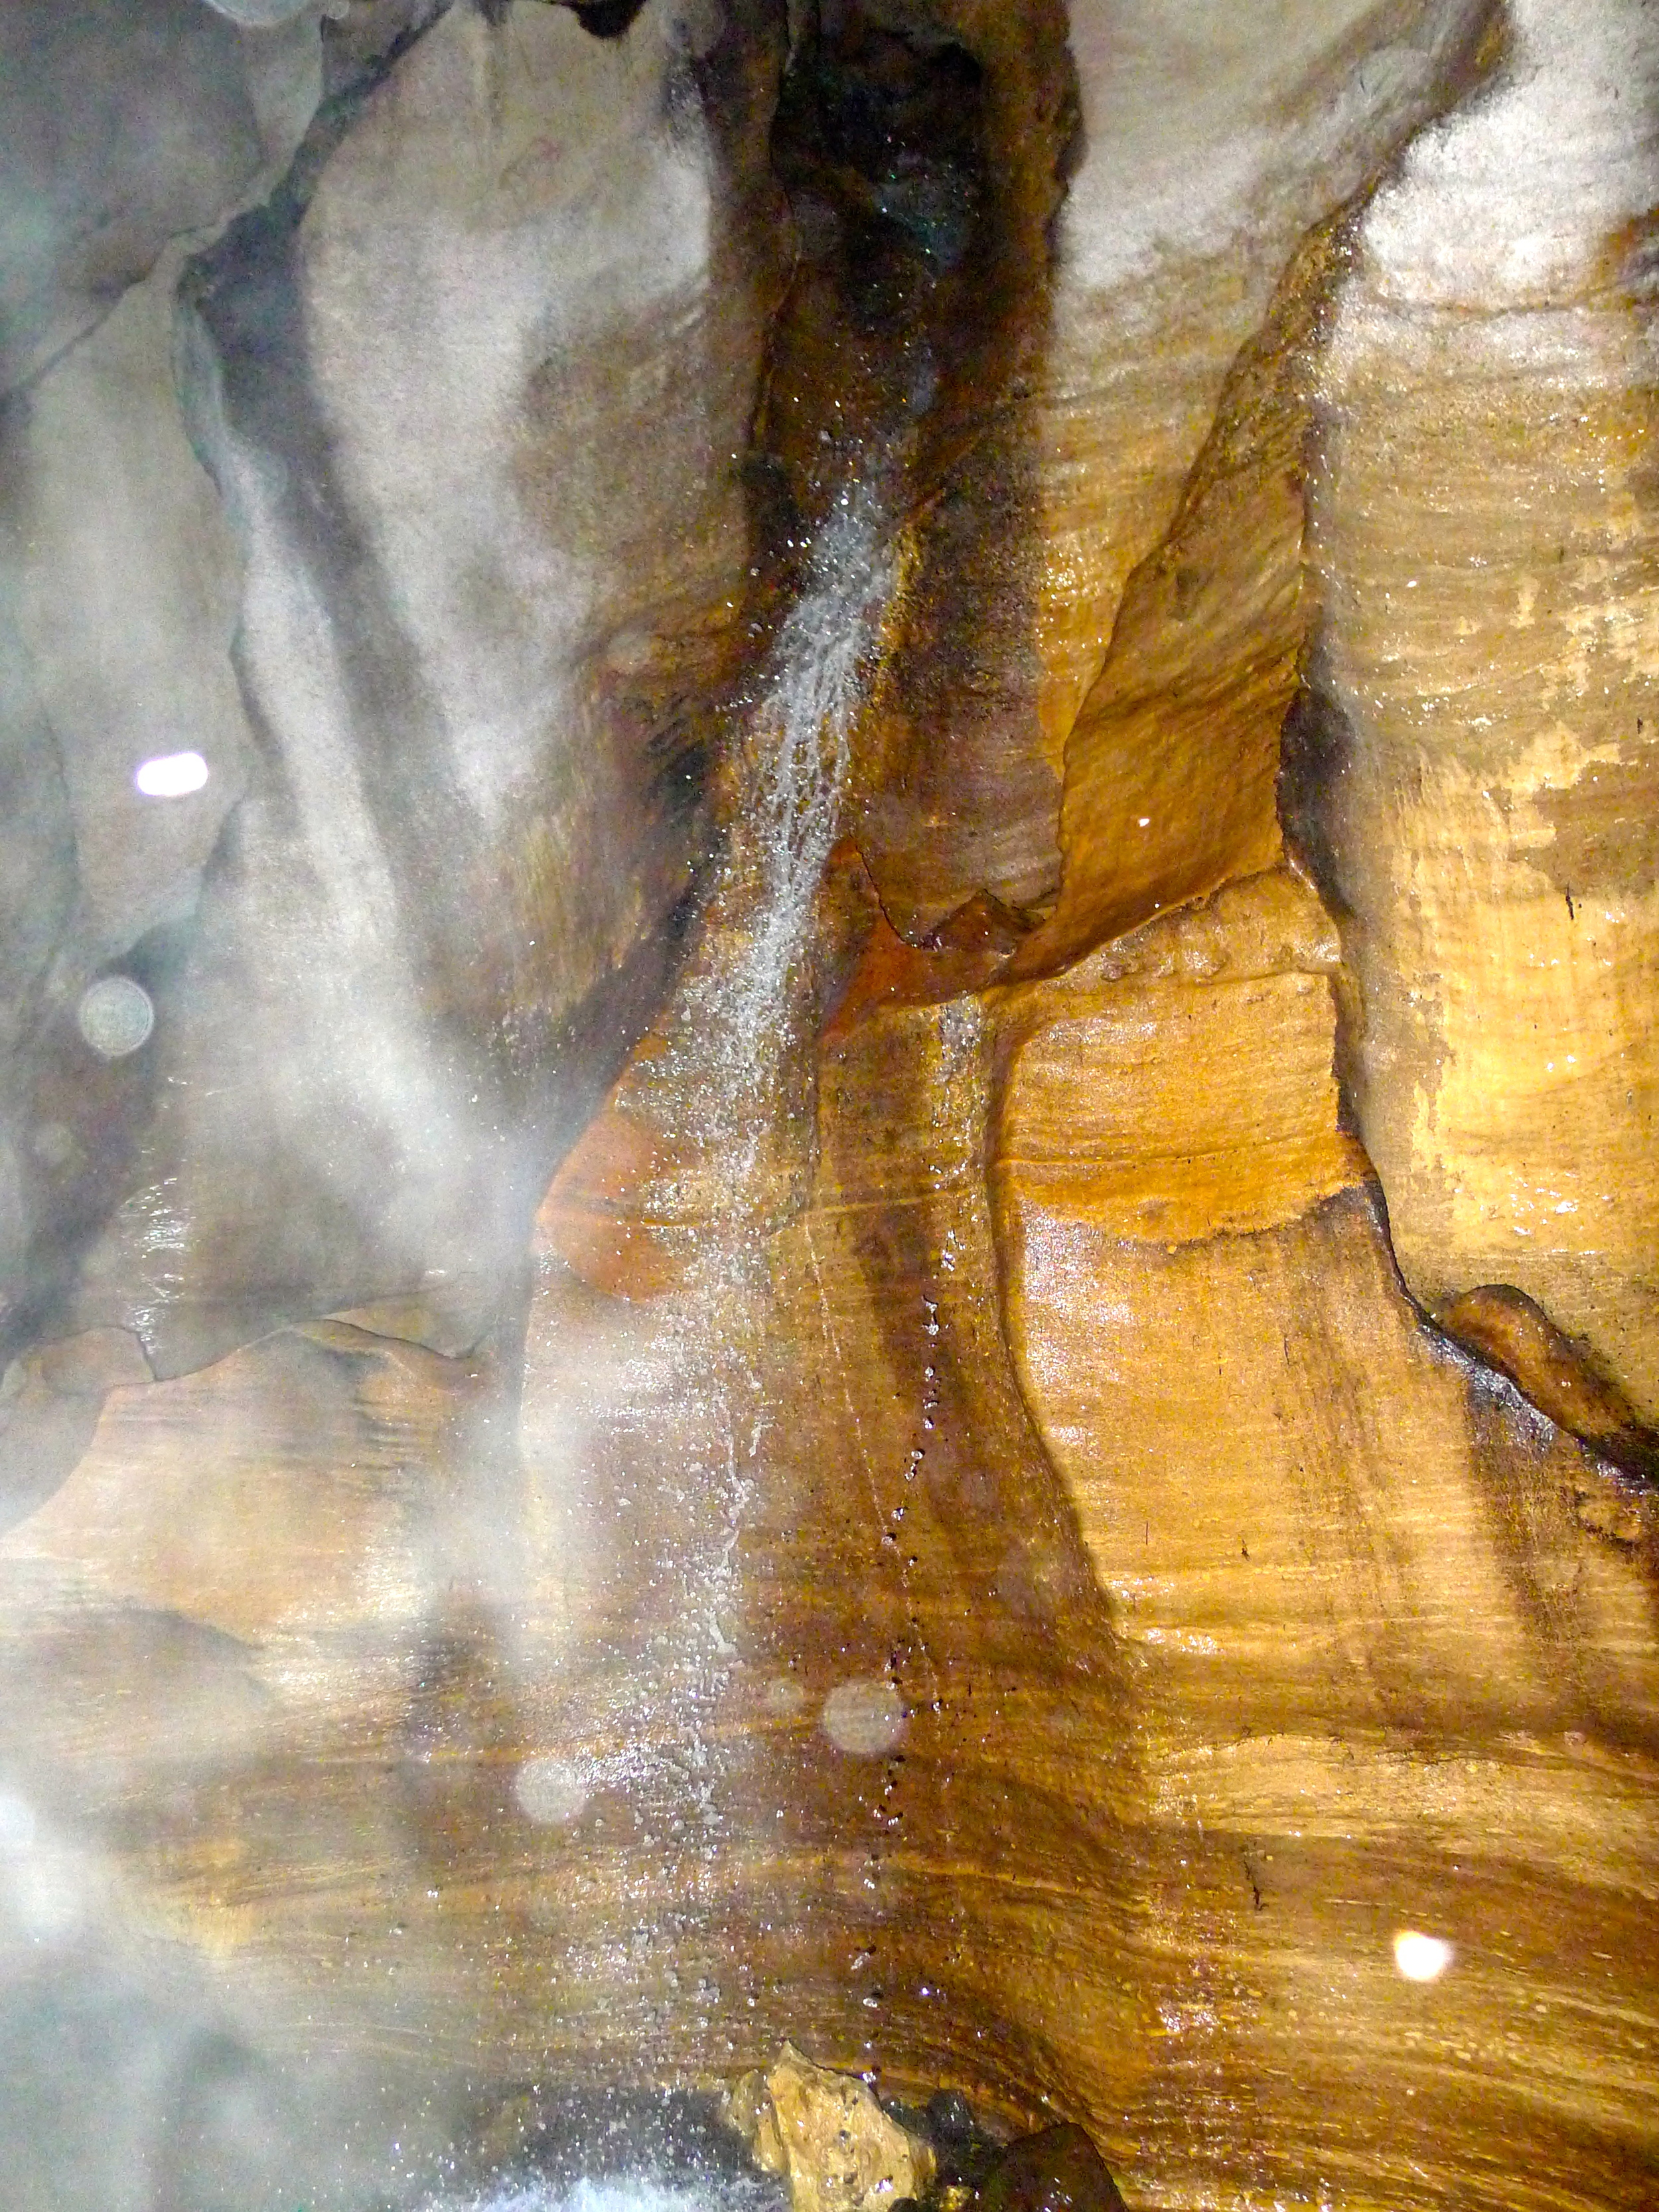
[[723, 2045, 936, 2212], [976, 2126, 1128, 2212], [1437, 1283, 1659, 1487]]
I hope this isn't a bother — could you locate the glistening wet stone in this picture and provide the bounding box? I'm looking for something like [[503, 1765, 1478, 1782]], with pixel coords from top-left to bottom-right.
[[974, 2128, 1127, 2212]]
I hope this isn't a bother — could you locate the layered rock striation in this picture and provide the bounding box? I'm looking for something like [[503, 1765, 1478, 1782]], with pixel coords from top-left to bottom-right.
[[0, 4, 1654, 2209]]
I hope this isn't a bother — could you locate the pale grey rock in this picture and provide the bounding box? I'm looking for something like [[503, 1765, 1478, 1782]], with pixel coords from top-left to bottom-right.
[[9, 260, 255, 962], [0, 0, 323, 397], [0, 0, 325, 1449], [1060, 0, 1494, 299], [44, 0, 772, 1381], [0, 1328, 153, 1531]]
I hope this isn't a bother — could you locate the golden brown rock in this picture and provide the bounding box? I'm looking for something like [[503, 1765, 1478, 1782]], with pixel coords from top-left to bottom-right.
[[537, 1097, 691, 1303], [724, 2044, 935, 2212], [1298, 2, 1659, 1426], [1021, 0, 1507, 952], [993, 873, 1367, 1243], [1011, 222, 1340, 976], [1435, 1283, 1659, 1486]]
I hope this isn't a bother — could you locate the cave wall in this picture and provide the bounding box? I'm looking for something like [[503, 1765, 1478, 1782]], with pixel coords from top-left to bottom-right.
[[0, 3, 1656, 2208]]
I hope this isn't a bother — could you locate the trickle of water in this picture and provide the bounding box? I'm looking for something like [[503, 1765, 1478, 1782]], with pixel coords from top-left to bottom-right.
[[516, 472, 900, 1900], [428, 2182, 760, 2212], [633, 477, 898, 1824], [431, 2176, 743, 2212], [718, 479, 895, 1176]]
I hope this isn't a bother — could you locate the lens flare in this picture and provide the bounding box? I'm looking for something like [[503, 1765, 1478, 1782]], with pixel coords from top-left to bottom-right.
[[134, 751, 209, 798], [820, 1677, 906, 1757], [76, 976, 155, 1059], [1393, 1929, 1455, 1982]]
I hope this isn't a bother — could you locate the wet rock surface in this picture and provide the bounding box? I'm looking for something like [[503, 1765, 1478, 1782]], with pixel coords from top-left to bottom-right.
[[451, 2069, 1125, 2212], [723, 2044, 935, 2212], [0, 3, 1656, 2210], [970, 2126, 1127, 2212], [720, 2064, 1127, 2212]]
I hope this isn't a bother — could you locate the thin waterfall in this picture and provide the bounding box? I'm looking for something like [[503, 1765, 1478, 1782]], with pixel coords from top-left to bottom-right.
[[724, 480, 895, 1127], [655, 471, 897, 1852], [512, 471, 899, 1905], [577, 480, 896, 1813], [453, 483, 902, 2201]]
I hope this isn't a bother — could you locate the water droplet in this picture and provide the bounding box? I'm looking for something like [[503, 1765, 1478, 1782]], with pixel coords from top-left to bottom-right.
[[76, 976, 154, 1059], [821, 1677, 906, 1756], [514, 1755, 591, 1826]]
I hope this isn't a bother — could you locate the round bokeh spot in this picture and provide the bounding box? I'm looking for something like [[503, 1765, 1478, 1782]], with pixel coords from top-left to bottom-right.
[[76, 977, 155, 1060], [1393, 1929, 1455, 1982], [820, 1676, 906, 1757], [514, 1755, 591, 1826]]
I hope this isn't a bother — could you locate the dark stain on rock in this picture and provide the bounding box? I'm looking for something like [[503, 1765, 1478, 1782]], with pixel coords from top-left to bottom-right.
[[977, 2124, 1130, 2212], [1276, 666, 1356, 926], [0, 577, 80, 1355], [760, 0, 1082, 931], [400, 1595, 532, 1891], [1534, 749, 1659, 902], [565, 0, 656, 34], [772, 17, 989, 314], [488, 0, 656, 32]]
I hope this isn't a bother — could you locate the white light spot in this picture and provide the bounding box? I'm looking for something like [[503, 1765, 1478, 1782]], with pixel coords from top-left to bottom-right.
[[13, 1856, 83, 1942], [198, 0, 315, 23], [0, 1792, 36, 1852], [821, 1676, 906, 1757], [76, 976, 154, 1059], [1394, 1929, 1455, 1982], [1137, 816, 1151, 828], [134, 751, 209, 798], [513, 1755, 591, 1827]]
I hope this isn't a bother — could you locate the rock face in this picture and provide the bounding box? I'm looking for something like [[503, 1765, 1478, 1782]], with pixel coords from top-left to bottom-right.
[[1299, 0, 1659, 1430], [1, 0, 778, 1492], [0, 3, 1656, 2209]]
